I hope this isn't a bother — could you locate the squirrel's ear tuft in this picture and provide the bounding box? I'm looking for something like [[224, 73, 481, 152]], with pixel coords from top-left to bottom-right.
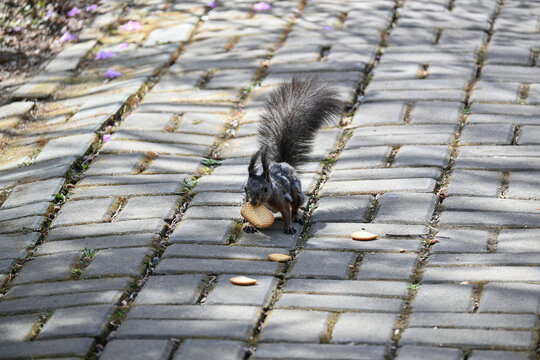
[[261, 149, 270, 182], [248, 149, 260, 176]]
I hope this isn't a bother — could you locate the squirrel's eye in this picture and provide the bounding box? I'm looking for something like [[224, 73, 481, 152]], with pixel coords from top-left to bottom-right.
[[244, 187, 247, 192], [263, 186, 268, 193]]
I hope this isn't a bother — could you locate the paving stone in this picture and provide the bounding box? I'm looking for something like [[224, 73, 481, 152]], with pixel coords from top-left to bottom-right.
[[332, 147, 391, 171], [145, 23, 195, 46], [79, 174, 187, 186], [468, 350, 531, 360], [176, 113, 228, 136], [289, 250, 355, 279], [507, 171, 540, 199], [174, 339, 244, 360], [236, 220, 301, 249], [38, 305, 113, 339], [429, 252, 540, 266], [0, 101, 34, 120], [0, 215, 45, 234], [412, 284, 473, 312], [306, 237, 422, 252], [127, 305, 260, 321], [400, 328, 532, 348], [192, 174, 247, 193], [206, 275, 277, 306], [396, 346, 461, 360], [0, 232, 40, 260], [52, 198, 115, 227], [0, 202, 51, 223], [353, 102, 406, 125], [5, 277, 130, 299], [156, 256, 279, 276], [444, 196, 540, 213], [260, 309, 328, 343], [364, 89, 465, 103], [332, 313, 397, 343], [322, 178, 436, 195], [0, 314, 39, 342], [423, 266, 540, 282], [498, 229, 540, 253], [479, 283, 540, 314], [85, 153, 145, 176], [188, 192, 245, 207], [310, 223, 428, 238], [13, 252, 80, 285], [116, 195, 181, 221], [393, 145, 450, 168], [12, 71, 72, 98], [410, 101, 462, 124], [0, 338, 94, 358], [470, 81, 521, 103], [460, 124, 514, 145], [408, 312, 537, 329], [285, 279, 408, 297], [122, 113, 173, 131], [47, 219, 166, 240], [312, 195, 371, 222], [439, 210, 540, 227], [70, 182, 181, 199], [277, 293, 402, 312], [38, 233, 158, 255], [102, 140, 208, 156], [169, 219, 235, 244], [330, 167, 441, 182], [35, 133, 95, 164], [182, 205, 243, 221], [135, 274, 203, 305], [374, 192, 437, 224], [519, 125, 540, 145], [82, 247, 151, 278], [117, 318, 252, 339], [113, 129, 215, 147], [100, 339, 174, 360], [253, 343, 386, 360], [1, 178, 64, 209], [356, 252, 417, 281], [447, 170, 501, 197], [163, 244, 289, 261]]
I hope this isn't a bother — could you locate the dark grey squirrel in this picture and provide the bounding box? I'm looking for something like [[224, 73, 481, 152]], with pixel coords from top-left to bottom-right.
[[244, 75, 342, 234]]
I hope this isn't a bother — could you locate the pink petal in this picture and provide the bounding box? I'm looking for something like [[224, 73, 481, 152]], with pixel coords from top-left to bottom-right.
[[324, 25, 334, 31], [67, 7, 81, 17], [95, 50, 116, 60], [253, 2, 271, 11], [44, 9, 56, 20], [206, 1, 217, 8], [121, 20, 142, 31], [104, 69, 122, 79], [86, 4, 98, 12], [60, 31, 77, 42], [103, 134, 112, 142], [118, 42, 129, 49]]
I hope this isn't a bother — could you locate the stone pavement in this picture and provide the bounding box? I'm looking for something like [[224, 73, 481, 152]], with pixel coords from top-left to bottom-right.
[[0, 0, 539, 358]]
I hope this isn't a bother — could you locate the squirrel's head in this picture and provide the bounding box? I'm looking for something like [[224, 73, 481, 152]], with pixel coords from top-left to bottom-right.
[[245, 149, 272, 206]]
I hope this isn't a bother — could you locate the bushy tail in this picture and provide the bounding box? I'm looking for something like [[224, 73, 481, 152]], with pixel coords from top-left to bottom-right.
[[257, 75, 343, 168]]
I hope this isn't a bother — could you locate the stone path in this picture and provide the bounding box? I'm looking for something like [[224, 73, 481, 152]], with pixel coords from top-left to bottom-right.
[[0, 0, 539, 359]]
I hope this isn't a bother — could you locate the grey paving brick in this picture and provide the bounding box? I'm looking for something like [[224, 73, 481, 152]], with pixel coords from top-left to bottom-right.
[[460, 124, 514, 145], [0, 202, 51, 222], [189, 192, 244, 207], [439, 210, 540, 227], [312, 195, 370, 223], [0, 101, 34, 119], [35, 133, 95, 164], [424, 266, 540, 282], [332, 147, 391, 170], [52, 198, 115, 227], [429, 252, 540, 266], [122, 113, 173, 131], [100, 339, 174, 360], [206, 275, 277, 306], [519, 125, 540, 145], [374, 192, 437, 224], [0, 314, 39, 342], [479, 283, 540, 314], [253, 343, 386, 360], [498, 229, 540, 253], [400, 328, 532, 348], [322, 178, 437, 195], [144, 154, 202, 174], [330, 167, 441, 182], [285, 279, 408, 297], [444, 196, 540, 213], [396, 346, 461, 360], [169, 219, 235, 244], [447, 170, 501, 197], [1, 178, 64, 209], [102, 140, 208, 156], [163, 244, 289, 261], [117, 318, 252, 339], [13, 252, 80, 285], [433, 229, 489, 253], [156, 256, 278, 276], [5, 277, 130, 299], [0, 215, 45, 234], [454, 157, 540, 171], [182, 205, 243, 221], [85, 153, 145, 176], [38, 233, 158, 255], [70, 182, 181, 199], [468, 113, 539, 126], [347, 133, 453, 147], [135, 274, 203, 305], [364, 89, 465, 103], [174, 339, 244, 360], [260, 309, 328, 343], [410, 101, 462, 124], [507, 171, 540, 199], [468, 350, 531, 360], [127, 305, 260, 321], [0, 338, 94, 358], [47, 219, 166, 240], [83, 247, 151, 278], [412, 284, 473, 312], [12, 71, 71, 98], [289, 250, 355, 279], [0, 232, 41, 260], [277, 293, 402, 312], [470, 81, 521, 103], [310, 222, 428, 238], [38, 305, 113, 339], [409, 312, 537, 329], [306, 237, 422, 252], [116, 195, 181, 221], [393, 145, 450, 168], [332, 312, 397, 343], [236, 220, 301, 249]]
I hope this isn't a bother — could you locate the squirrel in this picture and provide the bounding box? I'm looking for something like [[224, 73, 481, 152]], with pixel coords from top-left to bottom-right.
[[244, 75, 342, 234]]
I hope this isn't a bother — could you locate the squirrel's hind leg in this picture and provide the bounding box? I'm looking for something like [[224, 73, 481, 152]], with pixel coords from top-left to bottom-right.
[[279, 203, 296, 234]]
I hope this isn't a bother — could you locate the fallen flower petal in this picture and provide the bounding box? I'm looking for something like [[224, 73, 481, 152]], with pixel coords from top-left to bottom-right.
[[121, 20, 142, 31], [60, 31, 77, 42], [104, 69, 122, 79], [103, 134, 112, 142], [253, 2, 271, 11], [206, 1, 217, 8], [324, 25, 334, 31], [95, 50, 116, 60], [67, 7, 81, 17], [44, 9, 56, 20], [86, 4, 98, 12], [118, 42, 129, 49]]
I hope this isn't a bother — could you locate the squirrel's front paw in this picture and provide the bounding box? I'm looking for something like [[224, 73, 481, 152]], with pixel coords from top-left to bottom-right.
[[293, 213, 305, 225], [244, 224, 258, 233], [284, 225, 296, 234]]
